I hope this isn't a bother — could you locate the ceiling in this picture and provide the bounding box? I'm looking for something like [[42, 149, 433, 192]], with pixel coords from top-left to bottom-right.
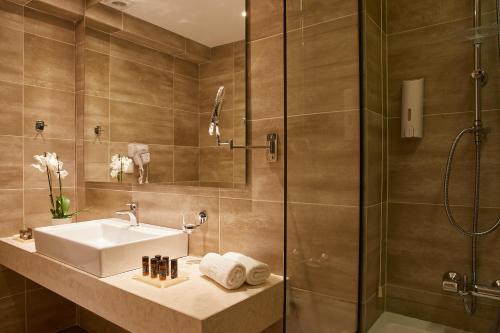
[[115, 0, 246, 47]]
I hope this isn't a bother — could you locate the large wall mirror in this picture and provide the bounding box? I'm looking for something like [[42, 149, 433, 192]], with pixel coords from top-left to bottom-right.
[[82, 0, 246, 188]]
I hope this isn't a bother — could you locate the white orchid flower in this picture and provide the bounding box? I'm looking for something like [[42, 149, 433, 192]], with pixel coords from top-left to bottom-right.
[[58, 170, 69, 179]]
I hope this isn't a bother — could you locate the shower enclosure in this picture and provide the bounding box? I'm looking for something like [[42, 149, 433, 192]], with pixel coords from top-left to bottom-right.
[[282, 0, 499, 332]]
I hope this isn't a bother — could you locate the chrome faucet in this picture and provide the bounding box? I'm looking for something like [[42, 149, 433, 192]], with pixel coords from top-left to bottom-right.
[[115, 203, 139, 227]]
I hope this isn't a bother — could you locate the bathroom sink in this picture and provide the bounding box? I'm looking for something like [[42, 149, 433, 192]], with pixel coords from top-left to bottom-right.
[[34, 219, 188, 277]]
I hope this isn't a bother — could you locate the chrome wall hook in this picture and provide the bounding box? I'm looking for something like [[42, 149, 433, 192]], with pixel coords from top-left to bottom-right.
[[182, 211, 208, 234], [35, 120, 47, 133]]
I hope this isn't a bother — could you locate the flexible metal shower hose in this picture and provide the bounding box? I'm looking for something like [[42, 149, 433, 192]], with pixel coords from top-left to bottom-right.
[[443, 127, 500, 237]]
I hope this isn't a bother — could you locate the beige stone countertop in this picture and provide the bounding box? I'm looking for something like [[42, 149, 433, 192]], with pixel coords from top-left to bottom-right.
[[0, 238, 283, 333]]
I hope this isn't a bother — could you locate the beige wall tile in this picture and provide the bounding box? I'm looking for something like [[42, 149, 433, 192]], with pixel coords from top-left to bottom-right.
[[365, 17, 382, 114], [85, 28, 110, 54], [110, 100, 173, 145], [26, 0, 84, 22], [173, 74, 198, 113], [199, 147, 234, 183], [220, 198, 284, 273], [85, 3, 122, 33], [0, 136, 23, 189], [287, 288, 357, 333], [26, 288, 76, 333], [362, 293, 384, 332], [364, 110, 383, 206], [24, 86, 75, 140], [287, 15, 359, 116], [0, 25, 23, 84], [363, 204, 382, 301], [85, 50, 109, 98], [24, 33, 75, 92], [133, 190, 219, 256], [249, 0, 283, 41], [0, 0, 24, 31], [84, 95, 109, 141], [78, 188, 131, 221], [249, 35, 283, 120], [0, 294, 25, 333], [174, 58, 198, 78], [84, 141, 108, 182], [288, 0, 358, 29], [173, 147, 199, 182], [24, 138, 76, 189], [0, 189, 23, 236], [199, 43, 234, 79], [288, 111, 359, 206], [288, 203, 359, 301], [366, 0, 382, 28], [174, 110, 199, 147], [110, 57, 173, 108], [185, 39, 211, 63], [110, 36, 173, 72], [24, 8, 74, 44], [0, 81, 22, 136]]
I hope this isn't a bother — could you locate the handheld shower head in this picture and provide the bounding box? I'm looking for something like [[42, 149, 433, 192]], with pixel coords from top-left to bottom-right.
[[208, 86, 225, 137]]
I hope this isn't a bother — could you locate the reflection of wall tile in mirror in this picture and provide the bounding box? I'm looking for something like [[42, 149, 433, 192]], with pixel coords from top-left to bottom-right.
[[174, 58, 198, 78], [0, 189, 23, 236], [234, 40, 245, 73], [24, 8, 74, 44], [85, 49, 109, 98], [110, 36, 173, 72], [24, 86, 75, 140], [0, 0, 23, 31], [287, 111, 359, 206], [220, 198, 284, 273], [0, 25, 23, 84], [173, 75, 198, 113], [79, 188, 132, 222], [199, 111, 234, 148], [199, 74, 234, 112], [85, 28, 110, 54], [287, 203, 359, 301], [0, 81, 22, 136], [287, 15, 359, 116], [199, 43, 234, 79], [174, 110, 199, 147], [0, 136, 23, 189], [186, 39, 211, 62], [249, 35, 283, 120], [24, 138, 76, 189], [173, 147, 199, 182], [110, 100, 173, 145], [110, 57, 173, 108], [84, 95, 109, 141], [200, 147, 234, 183], [147, 144, 174, 184], [24, 33, 75, 92], [84, 141, 109, 182]]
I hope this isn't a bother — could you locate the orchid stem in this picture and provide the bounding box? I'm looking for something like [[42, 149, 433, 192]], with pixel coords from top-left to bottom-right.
[[44, 152, 55, 211]]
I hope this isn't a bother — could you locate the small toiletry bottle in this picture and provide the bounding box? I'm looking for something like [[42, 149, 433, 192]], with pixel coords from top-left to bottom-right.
[[155, 254, 162, 263], [142, 256, 149, 276], [171, 258, 178, 279], [150, 258, 158, 278], [159, 260, 167, 281], [162, 256, 170, 276]]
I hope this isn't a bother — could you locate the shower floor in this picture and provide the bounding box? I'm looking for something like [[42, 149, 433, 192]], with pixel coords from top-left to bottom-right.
[[368, 312, 470, 333]]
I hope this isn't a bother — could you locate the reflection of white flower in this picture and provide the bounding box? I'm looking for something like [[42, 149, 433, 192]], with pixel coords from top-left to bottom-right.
[[109, 154, 133, 178]]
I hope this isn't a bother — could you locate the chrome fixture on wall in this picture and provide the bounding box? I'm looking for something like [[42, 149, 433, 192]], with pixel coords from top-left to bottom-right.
[[443, 272, 500, 302], [182, 211, 208, 234], [442, 0, 500, 315], [208, 86, 278, 162]]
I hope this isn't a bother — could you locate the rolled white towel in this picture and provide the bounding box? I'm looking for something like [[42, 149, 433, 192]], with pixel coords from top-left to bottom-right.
[[223, 252, 271, 286], [199, 253, 246, 290]]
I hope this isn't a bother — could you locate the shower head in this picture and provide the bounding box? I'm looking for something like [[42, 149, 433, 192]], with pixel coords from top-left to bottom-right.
[[208, 86, 225, 137]]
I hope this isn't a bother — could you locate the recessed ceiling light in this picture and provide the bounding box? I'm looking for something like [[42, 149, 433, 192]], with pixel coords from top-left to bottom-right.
[[241, 11, 247, 17], [101, 0, 134, 10]]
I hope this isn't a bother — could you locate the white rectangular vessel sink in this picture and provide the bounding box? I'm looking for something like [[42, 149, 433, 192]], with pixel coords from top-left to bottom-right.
[[34, 219, 188, 277]]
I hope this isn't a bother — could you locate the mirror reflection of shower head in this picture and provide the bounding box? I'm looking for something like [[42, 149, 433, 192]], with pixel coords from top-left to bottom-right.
[[208, 86, 225, 138]]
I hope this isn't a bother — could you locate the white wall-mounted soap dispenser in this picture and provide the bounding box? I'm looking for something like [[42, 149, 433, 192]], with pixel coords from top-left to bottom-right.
[[401, 78, 424, 138]]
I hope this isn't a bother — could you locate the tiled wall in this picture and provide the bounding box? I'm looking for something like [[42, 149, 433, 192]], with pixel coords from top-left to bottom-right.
[[361, 0, 387, 331], [286, 0, 360, 332], [0, 1, 80, 331], [386, 0, 500, 331]]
